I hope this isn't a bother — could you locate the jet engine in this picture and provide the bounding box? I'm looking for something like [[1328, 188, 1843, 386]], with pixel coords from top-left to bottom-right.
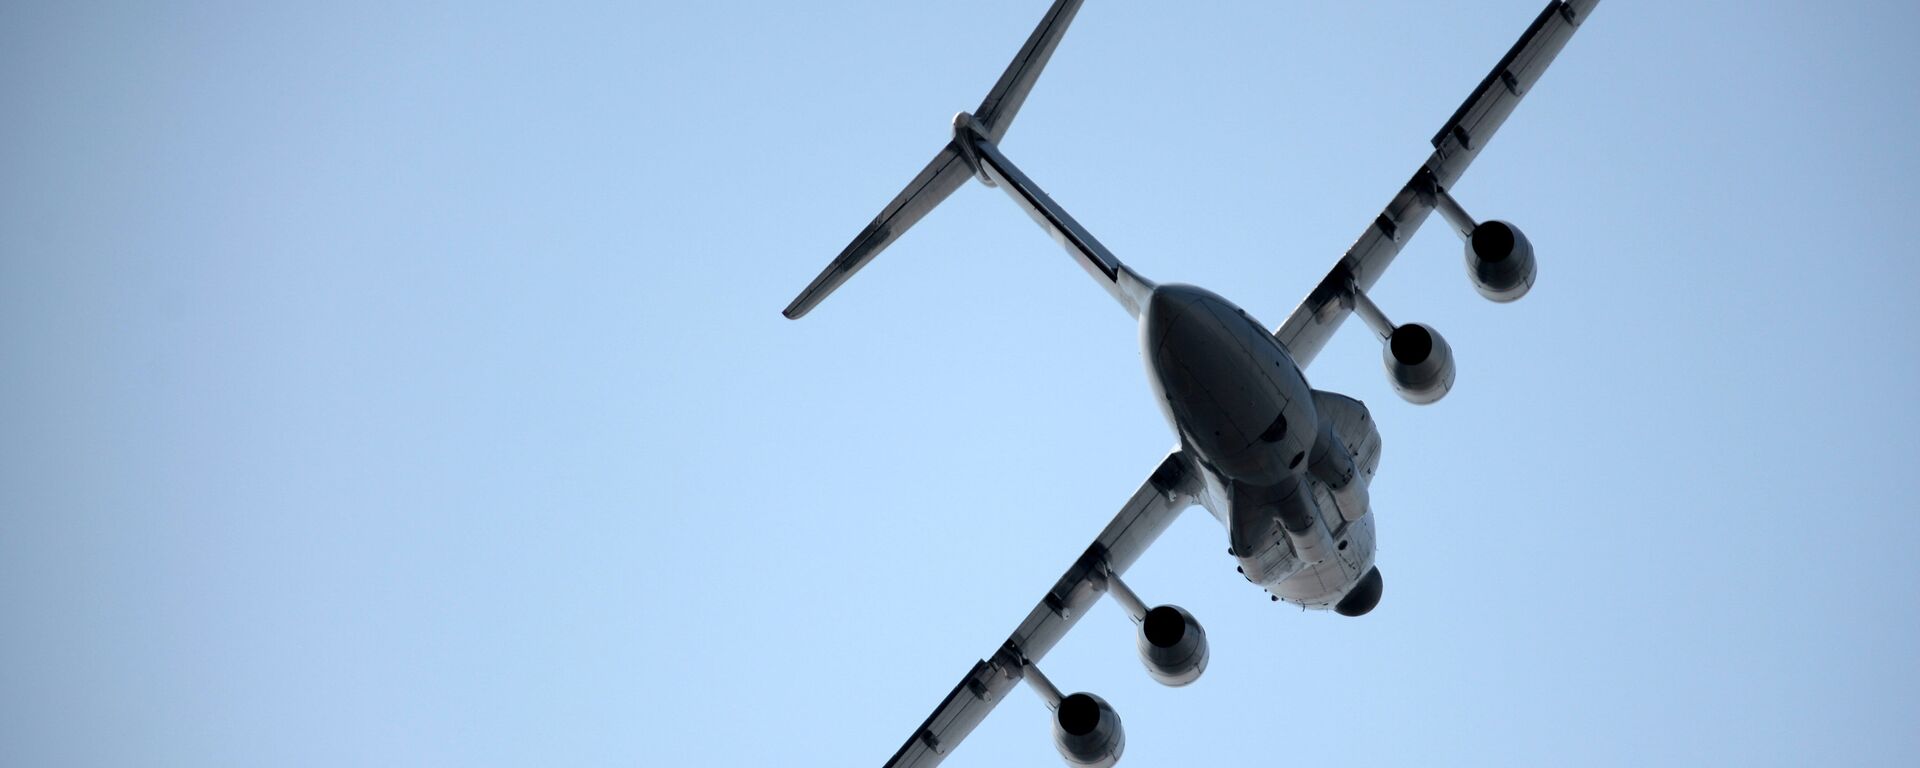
[[1053, 692, 1125, 768], [1383, 322, 1454, 404], [1464, 220, 1536, 302], [1137, 605, 1208, 687]]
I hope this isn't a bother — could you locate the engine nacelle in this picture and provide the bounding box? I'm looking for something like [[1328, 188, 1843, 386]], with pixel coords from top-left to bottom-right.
[[1465, 220, 1536, 302], [1383, 323, 1454, 405], [1137, 605, 1209, 687], [1053, 692, 1125, 767]]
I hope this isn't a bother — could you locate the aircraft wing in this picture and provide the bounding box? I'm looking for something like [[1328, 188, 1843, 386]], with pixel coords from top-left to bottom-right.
[[1273, 0, 1599, 369], [881, 451, 1200, 768]]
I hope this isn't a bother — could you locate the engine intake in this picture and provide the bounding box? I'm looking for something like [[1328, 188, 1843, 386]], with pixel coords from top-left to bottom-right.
[[1383, 323, 1454, 404], [1465, 220, 1536, 302], [1138, 605, 1209, 687], [1053, 692, 1125, 767]]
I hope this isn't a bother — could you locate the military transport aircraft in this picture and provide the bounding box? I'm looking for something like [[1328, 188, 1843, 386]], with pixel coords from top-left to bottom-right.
[[784, 1, 1599, 765]]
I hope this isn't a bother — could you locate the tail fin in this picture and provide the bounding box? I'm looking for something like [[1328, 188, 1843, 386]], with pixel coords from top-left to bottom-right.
[[782, 0, 1087, 320]]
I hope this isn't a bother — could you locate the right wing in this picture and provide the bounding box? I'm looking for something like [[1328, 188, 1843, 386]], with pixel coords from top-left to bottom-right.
[[1273, 0, 1599, 369], [882, 452, 1199, 768]]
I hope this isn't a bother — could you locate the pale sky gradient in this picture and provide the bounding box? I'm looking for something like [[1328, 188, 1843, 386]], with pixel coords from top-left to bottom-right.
[[4, 2, 1918, 766]]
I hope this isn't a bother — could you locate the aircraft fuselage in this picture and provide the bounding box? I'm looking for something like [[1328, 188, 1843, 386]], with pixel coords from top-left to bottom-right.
[[1140, 284, 1380, 613]]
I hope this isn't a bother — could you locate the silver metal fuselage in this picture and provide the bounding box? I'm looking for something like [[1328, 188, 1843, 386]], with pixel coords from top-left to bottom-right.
[[1140, 284, 1376, 609]]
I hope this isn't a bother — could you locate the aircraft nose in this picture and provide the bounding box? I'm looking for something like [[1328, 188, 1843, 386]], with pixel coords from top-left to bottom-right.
[[1142, 284, 1228, 403], [1143, 285, 1206, 339], [1140, 283, 1302, 485]]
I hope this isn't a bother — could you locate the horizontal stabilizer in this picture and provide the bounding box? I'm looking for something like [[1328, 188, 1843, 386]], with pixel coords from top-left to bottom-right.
[[974, 0, 1086, 143], [782, 143, 971, 319], [783, 0, 1088, 320]]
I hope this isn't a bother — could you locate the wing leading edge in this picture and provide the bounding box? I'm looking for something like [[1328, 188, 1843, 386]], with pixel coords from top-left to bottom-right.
[[1274, 0, 1599, 369], [882, 453, 1198, 768]]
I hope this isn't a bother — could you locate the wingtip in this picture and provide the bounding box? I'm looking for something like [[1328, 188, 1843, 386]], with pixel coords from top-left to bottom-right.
[[782, 290, 817, 320]]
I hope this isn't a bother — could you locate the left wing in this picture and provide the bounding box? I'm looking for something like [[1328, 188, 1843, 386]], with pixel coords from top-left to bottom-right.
[[1274, 0, 1599, 368], [882, 452, 1199, 768]]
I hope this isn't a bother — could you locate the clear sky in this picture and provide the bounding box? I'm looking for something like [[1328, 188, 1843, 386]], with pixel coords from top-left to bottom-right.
[[4, 1, 1918, 766]]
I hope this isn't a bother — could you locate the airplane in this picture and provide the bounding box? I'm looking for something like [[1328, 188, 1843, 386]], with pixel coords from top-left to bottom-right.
[[783, 1, 1599, 765]]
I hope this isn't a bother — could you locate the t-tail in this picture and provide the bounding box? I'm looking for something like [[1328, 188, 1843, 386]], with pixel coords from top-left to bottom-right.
[[782, 0, 1155, 321]]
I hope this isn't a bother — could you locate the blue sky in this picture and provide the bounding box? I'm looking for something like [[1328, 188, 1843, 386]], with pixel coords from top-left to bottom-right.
[[4, 1, 1918, 766]]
